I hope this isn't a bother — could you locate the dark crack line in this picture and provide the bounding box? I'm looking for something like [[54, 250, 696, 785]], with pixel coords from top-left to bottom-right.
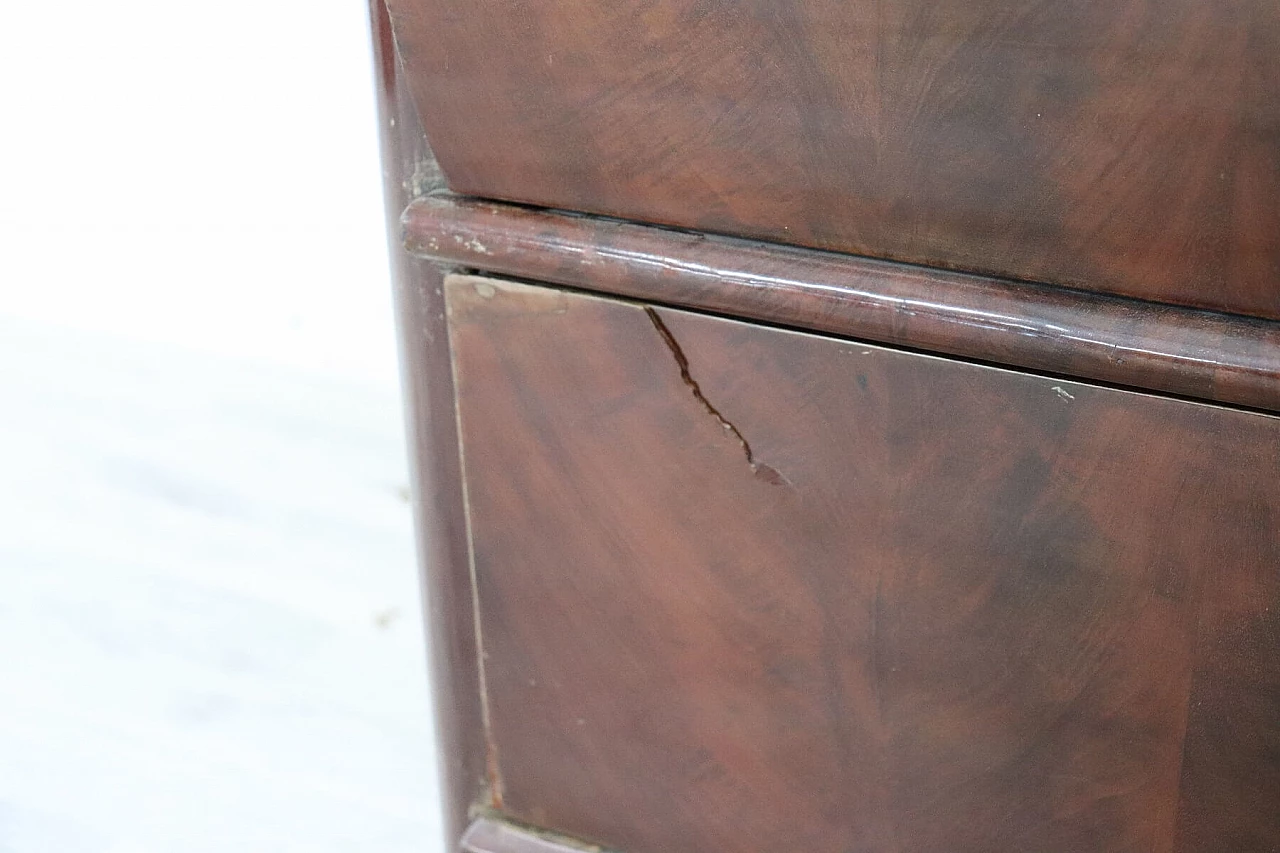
[[644, 306, 789, 486]]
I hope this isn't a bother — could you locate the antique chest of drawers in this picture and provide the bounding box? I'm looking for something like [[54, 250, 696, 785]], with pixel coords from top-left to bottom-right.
[[369, 2, 1280, 851]]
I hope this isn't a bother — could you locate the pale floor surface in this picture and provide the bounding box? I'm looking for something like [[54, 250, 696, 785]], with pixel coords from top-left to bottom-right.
[[0, 318, 443, 853], [0, 2, 446, 847]]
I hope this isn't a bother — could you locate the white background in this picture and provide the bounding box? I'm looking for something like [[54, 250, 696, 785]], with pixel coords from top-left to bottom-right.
[[0, 1, 444, 850]]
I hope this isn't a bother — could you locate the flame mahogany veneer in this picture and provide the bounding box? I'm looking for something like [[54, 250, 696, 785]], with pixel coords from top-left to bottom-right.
[[369, 1, 1280, 850], [444, 274, 1280, 853], [385, 0, 1280, 320]]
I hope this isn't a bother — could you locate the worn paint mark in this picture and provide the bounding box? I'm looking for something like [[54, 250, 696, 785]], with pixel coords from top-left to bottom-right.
[[1052, 385, 1076, 400], [462, 813, 614, 853], [644, 306, 790, 486], [407, 154, 445, 199]]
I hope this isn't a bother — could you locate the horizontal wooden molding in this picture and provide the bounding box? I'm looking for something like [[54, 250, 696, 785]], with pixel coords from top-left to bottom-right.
[[404, 196, 1280, 414], [460, 817, 611, 853]]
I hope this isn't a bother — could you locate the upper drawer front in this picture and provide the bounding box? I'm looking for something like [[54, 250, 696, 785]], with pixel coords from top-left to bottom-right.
[[389, 0, 1280, 320]]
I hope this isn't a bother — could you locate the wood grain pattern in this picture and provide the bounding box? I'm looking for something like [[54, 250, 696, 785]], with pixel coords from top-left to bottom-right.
[[370, 2, 486, 843], [405, 196, 1280, 415], [387, 0, 1280, 320], [447, 274, 1280, 853]]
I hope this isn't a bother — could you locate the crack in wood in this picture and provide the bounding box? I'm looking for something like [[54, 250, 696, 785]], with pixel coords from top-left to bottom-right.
[[644, 306, 789, 486]]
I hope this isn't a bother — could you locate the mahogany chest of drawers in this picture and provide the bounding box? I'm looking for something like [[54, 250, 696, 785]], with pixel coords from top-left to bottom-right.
[[370, 2, 1280, 850]]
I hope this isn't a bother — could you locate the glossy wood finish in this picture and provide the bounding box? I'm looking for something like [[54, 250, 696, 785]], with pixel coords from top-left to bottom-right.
[[405, 196, 1280, 415], [369, 1, 486, 843], [447, 274, 1280, 853], [387, 0, 1280, 320]]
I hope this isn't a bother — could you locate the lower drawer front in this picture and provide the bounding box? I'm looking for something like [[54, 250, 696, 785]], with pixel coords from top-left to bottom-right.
[[445, 274, 1280, 853]]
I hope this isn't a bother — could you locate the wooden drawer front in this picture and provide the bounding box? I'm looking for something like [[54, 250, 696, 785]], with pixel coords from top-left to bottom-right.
[[446, 275, 1280, 853], [390, 2, 1280, 320]]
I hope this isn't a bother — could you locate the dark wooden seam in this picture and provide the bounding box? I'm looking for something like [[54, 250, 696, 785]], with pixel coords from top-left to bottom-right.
[[403, 196, 1280, 414]]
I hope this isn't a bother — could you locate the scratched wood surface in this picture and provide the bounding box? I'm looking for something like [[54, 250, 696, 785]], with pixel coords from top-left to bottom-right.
[[388, 0, 1280, 320], [446, 274, 1280, 853]]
